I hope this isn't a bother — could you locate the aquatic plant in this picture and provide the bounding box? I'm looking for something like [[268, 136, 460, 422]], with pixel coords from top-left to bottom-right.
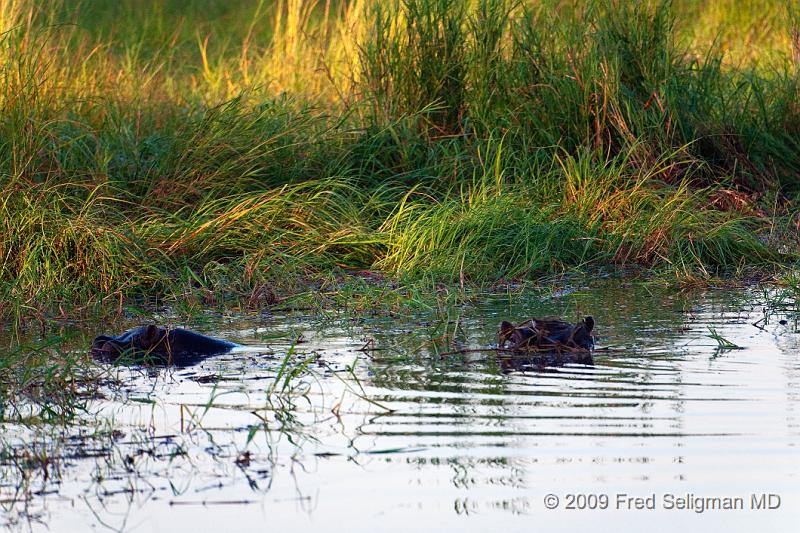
[[706, 326, 744, 350]]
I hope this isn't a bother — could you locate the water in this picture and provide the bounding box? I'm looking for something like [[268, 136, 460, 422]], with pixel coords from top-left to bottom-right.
[[1, 284, 798, 532]]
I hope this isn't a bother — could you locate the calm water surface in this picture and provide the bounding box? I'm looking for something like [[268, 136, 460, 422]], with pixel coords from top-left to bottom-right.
[[1, 284, 798, 531]]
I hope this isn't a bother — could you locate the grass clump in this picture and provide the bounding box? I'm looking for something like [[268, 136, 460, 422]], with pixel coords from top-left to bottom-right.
[[380, 147, 778, 281]]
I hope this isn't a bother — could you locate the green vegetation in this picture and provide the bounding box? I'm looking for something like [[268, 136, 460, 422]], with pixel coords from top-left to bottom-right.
[[706, 325, 744, 350], [1, 0, 799, 322]]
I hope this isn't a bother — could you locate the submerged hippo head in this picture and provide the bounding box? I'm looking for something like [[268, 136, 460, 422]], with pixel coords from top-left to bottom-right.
[[91, 325, 237, 366], [499, 316, 594, 352]]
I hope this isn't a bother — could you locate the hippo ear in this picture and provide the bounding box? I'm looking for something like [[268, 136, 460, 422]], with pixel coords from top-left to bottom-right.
[[584, 316, 594, 333]]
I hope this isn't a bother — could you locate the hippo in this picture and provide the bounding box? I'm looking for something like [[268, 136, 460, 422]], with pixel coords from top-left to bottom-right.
[[91, 325, 238, 366], [498, 316, 594, 365]]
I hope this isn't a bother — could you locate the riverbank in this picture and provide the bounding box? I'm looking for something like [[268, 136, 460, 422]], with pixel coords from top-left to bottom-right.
[[2, 0, 799, 323]]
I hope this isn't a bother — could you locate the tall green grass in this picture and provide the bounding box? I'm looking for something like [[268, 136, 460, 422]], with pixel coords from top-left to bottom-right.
[[0, 0, 797, 321]]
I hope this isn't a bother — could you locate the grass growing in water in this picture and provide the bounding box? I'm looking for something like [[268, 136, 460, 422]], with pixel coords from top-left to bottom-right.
[[706, 326, 744, 350]]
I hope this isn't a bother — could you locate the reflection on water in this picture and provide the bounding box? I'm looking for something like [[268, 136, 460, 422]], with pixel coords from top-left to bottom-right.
[[1, 284, 799, 531]]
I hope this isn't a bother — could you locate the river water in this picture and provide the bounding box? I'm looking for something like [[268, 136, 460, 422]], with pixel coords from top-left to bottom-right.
[[1, 284, 798, 531]]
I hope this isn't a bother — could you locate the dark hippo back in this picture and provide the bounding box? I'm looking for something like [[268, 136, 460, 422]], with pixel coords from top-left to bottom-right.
[[91, 325, 238, 366]]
